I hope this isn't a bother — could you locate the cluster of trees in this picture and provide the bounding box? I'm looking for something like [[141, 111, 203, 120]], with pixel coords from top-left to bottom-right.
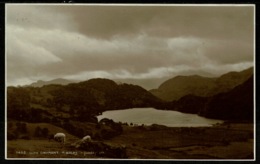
[[59, 118, 123, 140], [7, 122, 52, 140], [49, 79, 162, 116], [7, 87, 30, 112], [96, 118, 123, 140], [34, 126, 49, 138], [7, 87, 46, 122], [8, 107, 53, 123], [7, 122, 28, 140]]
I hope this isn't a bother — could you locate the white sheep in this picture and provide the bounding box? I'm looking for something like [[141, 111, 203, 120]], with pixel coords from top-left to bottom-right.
[[81, 135, 91, 143], [54, 133, 66, 144]]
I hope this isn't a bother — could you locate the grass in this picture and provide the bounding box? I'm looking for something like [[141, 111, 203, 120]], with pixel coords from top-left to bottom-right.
[[7, 122, 254, 159]]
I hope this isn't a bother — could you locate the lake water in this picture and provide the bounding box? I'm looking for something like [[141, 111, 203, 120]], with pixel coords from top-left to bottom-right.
[[97, 108, 223, 127]]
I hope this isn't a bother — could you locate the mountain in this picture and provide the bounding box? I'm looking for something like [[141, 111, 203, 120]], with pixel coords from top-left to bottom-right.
[[29, 78, 74, 87], [113, 70, 216, 90], [114, 78, 170, 91], [165, 74, 254, 121], [8, 78, 162, 124], [212, 67, 253, 93], [199, 75, 254, 121], [150, 75, 216, 101], [48, 78, 162, 114], [8, 74, 254, 124], [150, 67, 253, 101]]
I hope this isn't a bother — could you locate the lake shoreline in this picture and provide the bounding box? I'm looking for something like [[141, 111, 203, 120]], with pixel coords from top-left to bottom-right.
[[97, 107, 224, 127]]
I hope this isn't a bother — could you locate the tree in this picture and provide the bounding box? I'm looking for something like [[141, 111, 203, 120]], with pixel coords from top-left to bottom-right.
[[34, 126, 42, 137], [7, 122, 13, 129], [14, 122, 24, 135], [42, 128, 49, 137], [7, 87, 31, 112], [20, 123, 27, 133], [7, 87, 31, 120]]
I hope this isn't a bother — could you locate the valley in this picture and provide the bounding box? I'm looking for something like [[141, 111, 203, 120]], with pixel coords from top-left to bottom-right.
[[6, 67, 254, 159]]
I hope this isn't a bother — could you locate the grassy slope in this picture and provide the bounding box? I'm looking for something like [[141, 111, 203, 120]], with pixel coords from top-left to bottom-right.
[[8, 121, 79, 140], [7, 123, 254, 159], [103, 123, 254, 159]]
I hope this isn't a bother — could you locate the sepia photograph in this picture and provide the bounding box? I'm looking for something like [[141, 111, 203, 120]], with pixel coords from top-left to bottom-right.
[[6, 4, 255, 160]]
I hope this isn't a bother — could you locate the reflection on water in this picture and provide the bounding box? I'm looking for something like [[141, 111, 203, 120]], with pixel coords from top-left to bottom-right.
[[97, 108, 223, 127]]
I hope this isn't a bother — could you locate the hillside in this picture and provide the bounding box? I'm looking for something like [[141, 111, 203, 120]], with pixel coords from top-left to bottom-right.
[[113, 69, 216, 90], [7, 77, 254, 159], [150, 75, 216, 101], [51, 78, 162, 112], [164, 75, 254, 121], [170, 94, 208, 114], [213, 67, 253, 93], [28, 78, 74, 87], [7, 78, 162, 123], [150, 67, 253, 101], [199, 75, 254, 121], [8, 78, 147, 141], [7, 123, 254, 159]]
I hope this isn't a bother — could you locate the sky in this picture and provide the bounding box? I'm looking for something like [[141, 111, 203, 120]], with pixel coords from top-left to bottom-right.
[[6, 4, 254, 89]]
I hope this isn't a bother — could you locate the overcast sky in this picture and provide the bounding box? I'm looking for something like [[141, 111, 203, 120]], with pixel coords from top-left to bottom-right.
[[6, 4, 254, 89]]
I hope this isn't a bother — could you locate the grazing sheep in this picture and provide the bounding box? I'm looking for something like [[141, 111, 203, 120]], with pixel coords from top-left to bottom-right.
[[81, 135, 91, 143], [54, 133, 66, 144]]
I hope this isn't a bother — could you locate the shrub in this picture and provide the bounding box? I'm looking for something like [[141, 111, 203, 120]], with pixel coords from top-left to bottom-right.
[[20, 135, 31, 140], [95, 124, 101, 129], [20, 123, 27, 133], [7, 122, 13, 129], [111, 123, 123, 133], [93, 133, 101, 140], [14, 122, 27, 134], [42, 128, 49, 137], [34, 126, 42, 137], [221, 138, 229, 146], [100, 129, 116, 140], [7, 132, 17, 140]]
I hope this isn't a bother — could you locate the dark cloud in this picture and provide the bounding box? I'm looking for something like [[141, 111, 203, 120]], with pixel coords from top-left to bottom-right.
[[8, 5, 253, 40], [6, 4, 254, 87], [204, 39, 254, 64], [52, 6, 253, 41]]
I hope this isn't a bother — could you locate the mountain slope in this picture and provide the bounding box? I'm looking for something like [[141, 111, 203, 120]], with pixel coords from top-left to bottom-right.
[[171, 94, 208, 114], [49, 78, 162, 114], [7, 78, 163, 130], [150, 75, 216, 101], [29, 78, 74, 87], [150, 67, 253, 101], [165, 74, 254, 121], [212, 67, 253, 93], [199, 75, 254, 121]]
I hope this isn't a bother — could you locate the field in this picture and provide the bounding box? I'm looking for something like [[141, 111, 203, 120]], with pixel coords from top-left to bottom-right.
[[7, 122, 254, 159]]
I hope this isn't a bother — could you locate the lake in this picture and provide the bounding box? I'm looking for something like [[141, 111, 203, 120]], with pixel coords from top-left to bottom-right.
[[97, 108, 223, 127]]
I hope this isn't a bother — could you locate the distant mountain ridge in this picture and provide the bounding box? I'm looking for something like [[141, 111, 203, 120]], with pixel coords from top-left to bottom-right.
[[8, 74, 254, 122], [29, 78, 75, 87], [150, 67, 253, 101], [165, 74, 254, 121], [113, 70, 217, 90]]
